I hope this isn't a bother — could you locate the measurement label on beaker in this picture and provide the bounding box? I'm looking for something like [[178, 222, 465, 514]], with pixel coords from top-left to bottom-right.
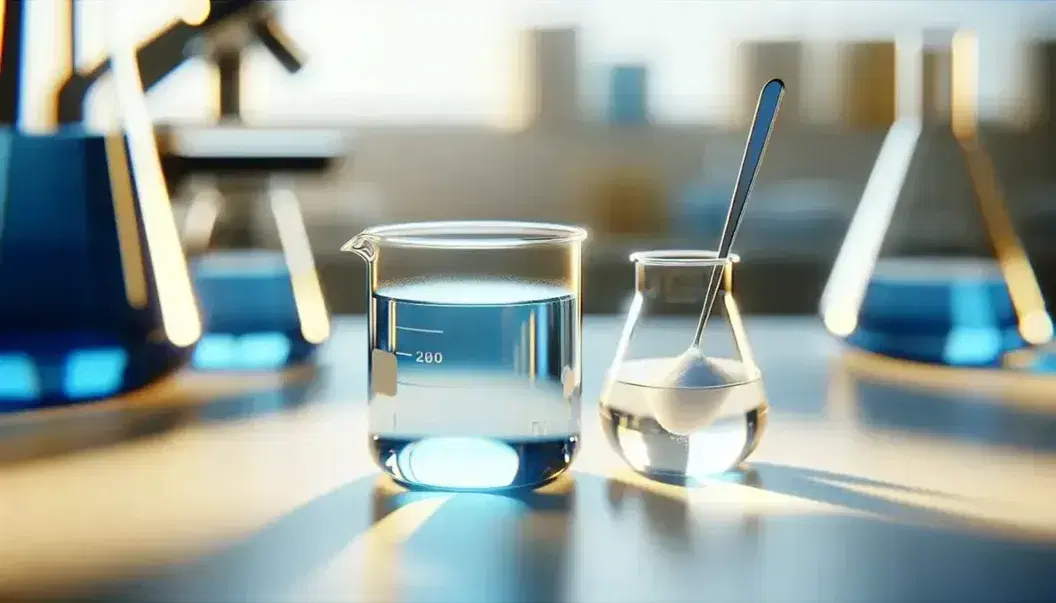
[[392, 325, 446, 365], [367, 280, 581, 440], [370, 280, 577, 390]]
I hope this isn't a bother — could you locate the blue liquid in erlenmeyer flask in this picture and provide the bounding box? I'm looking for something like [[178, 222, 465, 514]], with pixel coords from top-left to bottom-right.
[[190, 249, 320, 371], [0, 130, 199, 410], [845, 257, 1030, 367]]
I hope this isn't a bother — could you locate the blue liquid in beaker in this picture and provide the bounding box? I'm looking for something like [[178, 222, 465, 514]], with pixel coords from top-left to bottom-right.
[[190, 250, 319, 371], [369, 279, 580, 491], [845, 258, 1028, 367], [0, 130, 195, 409]]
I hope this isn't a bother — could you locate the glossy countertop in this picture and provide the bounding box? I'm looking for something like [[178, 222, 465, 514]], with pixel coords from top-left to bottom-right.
[[1, 317, 1054, 602]]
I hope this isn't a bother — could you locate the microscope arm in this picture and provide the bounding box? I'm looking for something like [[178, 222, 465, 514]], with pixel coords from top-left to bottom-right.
[[251, 18, 305, 73], [55, 0, 304, 125], [55, 21, 198, 124], [197, 0, 304, 74]]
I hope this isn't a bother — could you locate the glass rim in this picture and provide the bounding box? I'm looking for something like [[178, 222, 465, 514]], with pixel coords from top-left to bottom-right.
[[629, 249, 740, 267], [354, 221, 588, 250]]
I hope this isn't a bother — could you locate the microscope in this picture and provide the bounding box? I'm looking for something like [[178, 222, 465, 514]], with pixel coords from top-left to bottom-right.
[[57, 0, 343, 371]]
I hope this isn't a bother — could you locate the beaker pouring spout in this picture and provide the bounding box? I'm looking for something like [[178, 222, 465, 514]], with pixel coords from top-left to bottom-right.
[[341, 234, 377, 261]]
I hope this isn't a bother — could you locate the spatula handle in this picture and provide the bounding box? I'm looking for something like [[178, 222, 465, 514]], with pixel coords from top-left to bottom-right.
[[692, 78, 785, 346]]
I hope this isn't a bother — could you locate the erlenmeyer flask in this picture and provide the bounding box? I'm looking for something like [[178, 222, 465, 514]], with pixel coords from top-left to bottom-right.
[[0, 6, 201, 409], [181, 174, 330, 372], [599, 250, 767, 481], [820, 31, 1052, 367]]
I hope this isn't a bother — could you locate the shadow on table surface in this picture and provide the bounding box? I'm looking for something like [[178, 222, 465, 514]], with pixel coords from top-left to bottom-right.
[[850, 377, 1056, 453], [745, 463, 988, 528], [0, 364, 327, 467], [832, 349, 1056, 453], [59, 467, 1056, 603], [76, 474, 577, 603]]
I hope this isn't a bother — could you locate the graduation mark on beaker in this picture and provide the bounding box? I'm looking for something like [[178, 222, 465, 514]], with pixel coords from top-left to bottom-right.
[[394, 350, 446, 364], [396, 326, 445, 335], [393, 324, 445, 363]]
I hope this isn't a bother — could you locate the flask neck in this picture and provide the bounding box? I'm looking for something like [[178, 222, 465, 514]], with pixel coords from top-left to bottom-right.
[[897, 30, 978, 133], [634, 261, 732, 304]]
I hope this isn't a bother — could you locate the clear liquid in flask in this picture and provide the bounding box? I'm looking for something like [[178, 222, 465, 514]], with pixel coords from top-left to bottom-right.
[[369, 279, 581, 491], [599, 355, 767, 480]]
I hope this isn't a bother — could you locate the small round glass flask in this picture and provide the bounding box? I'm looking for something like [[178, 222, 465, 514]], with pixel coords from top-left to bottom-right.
[[599, 250, 768, 481]]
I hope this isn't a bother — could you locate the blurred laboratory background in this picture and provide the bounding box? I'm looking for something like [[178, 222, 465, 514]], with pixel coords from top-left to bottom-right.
[[13, 0, 1056, 315]]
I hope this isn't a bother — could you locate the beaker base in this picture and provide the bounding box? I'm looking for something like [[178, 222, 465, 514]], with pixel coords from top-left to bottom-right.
[[599, 405, 766, 481], [370, 434, 578, 492]]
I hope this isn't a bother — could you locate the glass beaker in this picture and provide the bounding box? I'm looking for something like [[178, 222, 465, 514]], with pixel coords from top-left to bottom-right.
[[342, 221, 586, 491], [0, 6, 201, 409], [599, 250, 767, 481]]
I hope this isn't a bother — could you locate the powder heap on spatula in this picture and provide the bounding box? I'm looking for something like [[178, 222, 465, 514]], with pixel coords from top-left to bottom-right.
[[645, 348, 742, 436], [662, 347, 740, 388]]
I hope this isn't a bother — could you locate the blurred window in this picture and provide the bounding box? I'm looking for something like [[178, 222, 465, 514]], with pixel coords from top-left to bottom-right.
[[16, 0, 1055, 128]]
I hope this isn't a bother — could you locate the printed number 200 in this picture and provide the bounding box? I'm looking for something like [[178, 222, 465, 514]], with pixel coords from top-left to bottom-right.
[[416, 351, 443, 364]]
